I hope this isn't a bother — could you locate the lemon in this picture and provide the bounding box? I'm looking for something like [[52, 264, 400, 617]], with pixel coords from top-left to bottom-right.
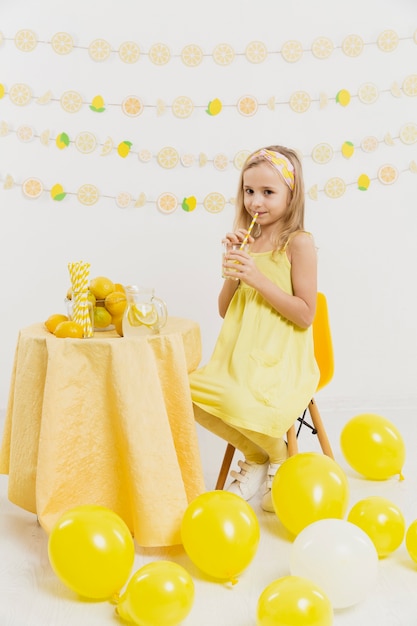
[[114, 283, 125, 294], [77, 184, 99, 206], [50, 183, 66, 201], [203, 192, 226, 213], [45, 313, 69, 333], [112, 314, 124, 336], [121, 96, 143, 117], [0, 84, 5, 99], [157, 192, 178, 214], [127, 305, 158, 328], [117, 141, 132, 158], [89, 276, 115, 299], [206, 98, 222, 116], [56, 132, 70, 149], [90, 94, 105, 112], [358, 174, 371, 191], [89, 39, 111, 61], [172, 96, 194, 118], [94, 306, 112, 329], [336, 89, 351, 107], [341, 141, 355, 159], [54, 320, 83, 338], [104, 291, 127, 316], [22, 178, 43, 199], [181, 196, 197, 212]]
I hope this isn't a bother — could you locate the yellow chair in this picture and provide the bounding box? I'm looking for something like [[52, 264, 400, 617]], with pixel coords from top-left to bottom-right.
[[215, 292, 334, 490]]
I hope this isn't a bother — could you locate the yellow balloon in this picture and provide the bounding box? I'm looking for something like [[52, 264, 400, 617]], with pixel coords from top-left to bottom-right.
[[340, 413, 406, 480], [271, 452, 349, 536], [405, 519, 417, 563], [348, 496, 405, 558], [48, 505, 135, 599], [116, 561, 194, 626], [257, 575, 333, 626], [180, 491, 260, 583]]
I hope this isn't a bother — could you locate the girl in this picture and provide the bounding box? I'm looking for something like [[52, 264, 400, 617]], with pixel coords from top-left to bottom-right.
[[190, 145, 319, 511]]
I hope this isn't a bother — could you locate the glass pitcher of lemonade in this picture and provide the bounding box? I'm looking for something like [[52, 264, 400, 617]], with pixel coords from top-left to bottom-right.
[[122, 286, 168, 337]]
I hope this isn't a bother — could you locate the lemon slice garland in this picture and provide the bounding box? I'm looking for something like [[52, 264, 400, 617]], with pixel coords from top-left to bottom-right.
[[1, 76, 417, 116], [5, 28, 417, 64], [6, 161, 416, 208], [2, 121, 416, 169]]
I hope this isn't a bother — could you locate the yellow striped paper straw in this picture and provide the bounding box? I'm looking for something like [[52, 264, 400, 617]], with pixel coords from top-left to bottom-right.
[[68, 261, 93, 337], [240, 213, 258, 249], [78, 262, 93, 337]]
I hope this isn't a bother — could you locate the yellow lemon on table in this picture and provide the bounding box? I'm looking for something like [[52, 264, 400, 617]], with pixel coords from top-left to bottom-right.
[[45, 313, 69, 334], [89, 276, 115, 300], [104, 291, 127, 317], [54, 320, 83, 338], [94, 306, 112, 329], [112, 314, 124, 336]]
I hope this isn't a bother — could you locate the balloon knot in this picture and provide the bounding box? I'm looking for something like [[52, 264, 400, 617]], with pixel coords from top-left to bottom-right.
[[110, 592, 120, 605], [230, 577, 239, 586], [399, 472, 405, 481]]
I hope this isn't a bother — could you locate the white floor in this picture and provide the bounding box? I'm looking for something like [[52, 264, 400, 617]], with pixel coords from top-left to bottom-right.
[[1, 403, 417, 626]]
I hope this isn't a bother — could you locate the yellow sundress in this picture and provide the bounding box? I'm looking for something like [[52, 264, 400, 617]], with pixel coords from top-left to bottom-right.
[[190, 238, 320, 438]]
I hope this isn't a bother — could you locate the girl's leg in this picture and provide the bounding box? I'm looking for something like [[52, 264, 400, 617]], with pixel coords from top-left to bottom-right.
[[193, 404, 269, 500], [234, 426, 288, 464], [234, 427, 289, 513], [193, 404, 268, 463]]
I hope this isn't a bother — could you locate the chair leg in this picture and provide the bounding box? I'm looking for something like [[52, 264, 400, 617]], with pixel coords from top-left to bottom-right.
[[215, 443, 235, 490], [308, 398, 334, 458], [286, 424, 298, 457], [215, 401, 333, 489]]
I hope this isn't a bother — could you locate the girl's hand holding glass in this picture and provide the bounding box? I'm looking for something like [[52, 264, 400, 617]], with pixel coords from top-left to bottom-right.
[[222, 241, 250, 280]]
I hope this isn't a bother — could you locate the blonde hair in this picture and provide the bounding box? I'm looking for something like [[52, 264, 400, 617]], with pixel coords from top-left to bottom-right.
[[234, 144, 305, 251]]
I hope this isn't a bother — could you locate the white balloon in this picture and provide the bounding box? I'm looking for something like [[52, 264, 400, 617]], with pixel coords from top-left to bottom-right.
[[289, 518, 379, 609]]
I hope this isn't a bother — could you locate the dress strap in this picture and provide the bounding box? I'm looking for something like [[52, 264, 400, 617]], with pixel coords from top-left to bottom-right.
[[282, 230, 312, 251]]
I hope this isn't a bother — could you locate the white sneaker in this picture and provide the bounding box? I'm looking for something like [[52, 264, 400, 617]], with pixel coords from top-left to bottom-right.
[[261, 463, 280, 512], [227, 459, 269, 500]]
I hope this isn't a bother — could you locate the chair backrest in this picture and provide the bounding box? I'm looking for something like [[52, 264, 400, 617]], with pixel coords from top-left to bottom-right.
[[313, 292, 334, 392]]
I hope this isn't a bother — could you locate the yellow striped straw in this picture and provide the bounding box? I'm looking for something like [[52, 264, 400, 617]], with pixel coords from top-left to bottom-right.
[[68, 261, 93, 338], [240, 213, 258, 249]]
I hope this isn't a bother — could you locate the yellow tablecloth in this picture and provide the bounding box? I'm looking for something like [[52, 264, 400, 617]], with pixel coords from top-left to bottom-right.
[[0, 318, 206, 547]]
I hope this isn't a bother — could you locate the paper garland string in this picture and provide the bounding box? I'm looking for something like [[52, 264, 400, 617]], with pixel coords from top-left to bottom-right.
[[2, 120, 416, 169], [1, 162, 416, 210], [1, 76, 417, 117], [1, 28, 416, 64]]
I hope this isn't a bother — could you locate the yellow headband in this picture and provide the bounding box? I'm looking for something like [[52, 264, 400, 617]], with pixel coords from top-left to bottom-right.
[[247, 149, 295, 191]]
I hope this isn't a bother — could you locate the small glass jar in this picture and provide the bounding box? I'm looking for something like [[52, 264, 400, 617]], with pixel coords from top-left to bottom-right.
[[65, 294, 94, 336]]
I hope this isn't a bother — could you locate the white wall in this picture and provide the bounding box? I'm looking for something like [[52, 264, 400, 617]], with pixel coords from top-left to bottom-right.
[[0, 0, 416, 412]]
